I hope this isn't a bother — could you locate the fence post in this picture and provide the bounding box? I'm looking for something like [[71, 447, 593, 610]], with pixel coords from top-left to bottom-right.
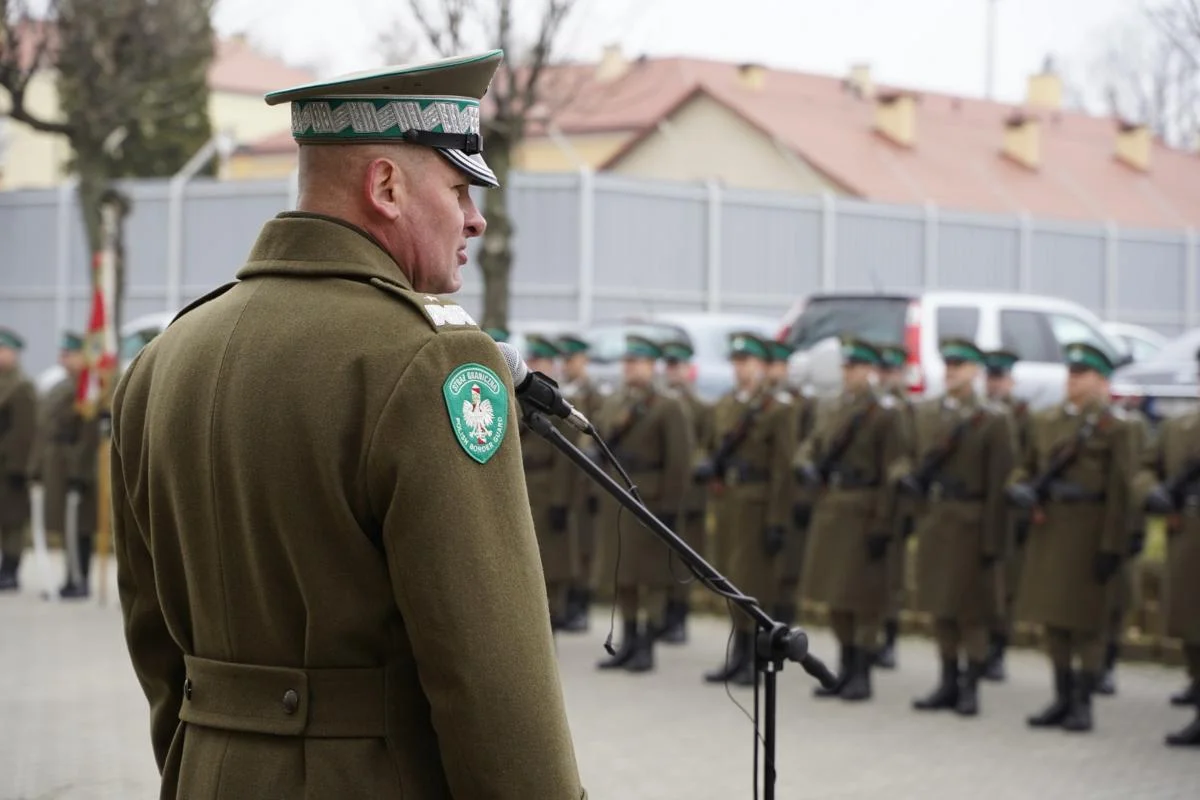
[[1018, 212, 1033, 292], [923, 201, 939, 289], [1104, 221, 1119, 321], [821, 191, 837, 290], [577, 167, 595, 326], [1186, 227, 1198, 329], [55, 177, 78, 338], [706, 179, 722, 312], [166, 132, 235, 313]]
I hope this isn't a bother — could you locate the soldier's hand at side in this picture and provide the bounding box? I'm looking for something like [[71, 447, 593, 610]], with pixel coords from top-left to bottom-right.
[[549, 506, 569, 534], [1093, 551, 1121, 584], [763, 525, 786, 557], [1005, 483, 1038, 509], [897, 474, 924, 496], [865, 532, 891, 562], [795, 464, 821, 487], [979, 551, 998, 569], [693, 460, 714, 483], [1127, 529, 1146, 558], [66, 478, 88, 494], [1144, 484, 1176, 515], [791, 503, 811, 529]]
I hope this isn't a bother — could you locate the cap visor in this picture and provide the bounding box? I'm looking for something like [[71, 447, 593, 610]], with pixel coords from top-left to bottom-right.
[[439, 148, 498, 188]]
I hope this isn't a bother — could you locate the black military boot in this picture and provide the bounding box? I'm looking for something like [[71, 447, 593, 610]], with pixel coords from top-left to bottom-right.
[[625, 623, 656, 673], [597, 618, 639, 670], [0, 556, 19, 592], [561, 588, 590, 633], [1028, 668, 1074, 728], [658, 599, 688, 645], [1095, 642, 1118, 696], [1061, 671, 1095, 733], [1170, 681, 1200, 707], [840, 646, 873, 702], [705, 630, 749, 683], [955, 661, 985, 717], [813, 645, 850, 698], [874, 619, 899, 669], [1165, 709, 1200, 747], [913, 657, 960, 711], [983, 631, 1007, 682]]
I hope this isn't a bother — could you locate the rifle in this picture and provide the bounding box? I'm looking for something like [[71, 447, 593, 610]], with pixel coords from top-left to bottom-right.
[[899, 408, 986, 495], [695, 394, 771, 483], [1007, 411, 1104, 512], [795, 401, 877, 487], [1144, 455, 1200, 514]]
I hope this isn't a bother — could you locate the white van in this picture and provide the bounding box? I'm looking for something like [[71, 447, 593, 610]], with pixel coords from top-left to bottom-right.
[[778, 291, 1128, 410]]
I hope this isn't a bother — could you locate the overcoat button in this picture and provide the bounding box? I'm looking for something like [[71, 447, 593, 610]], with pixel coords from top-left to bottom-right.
[[282, 689, 300, 715], [183, 678, 192, 700]]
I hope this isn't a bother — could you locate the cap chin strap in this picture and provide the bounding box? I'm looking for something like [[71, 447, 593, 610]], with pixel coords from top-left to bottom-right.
[[404, 129, 482, 155]]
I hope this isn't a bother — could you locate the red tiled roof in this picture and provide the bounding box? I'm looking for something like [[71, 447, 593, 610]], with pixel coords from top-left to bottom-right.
[[534, 55, 1200, 230]]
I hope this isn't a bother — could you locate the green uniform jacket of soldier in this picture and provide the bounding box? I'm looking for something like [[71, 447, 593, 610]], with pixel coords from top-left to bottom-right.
[[1012, 401, 1134, 633], [111, 214, 585, 799], [908, 394, 1014, 623], [709, 385, 798, 609], [28, 377, 100, 533], [522, 416, 576, 584], [563, 375, 604, 549], [0, 367, 36, 528], [676, 381, 713, 521], [1134, 412, 1200, 644], [593, 383, 692, 588], [797, 388, 906, 615]]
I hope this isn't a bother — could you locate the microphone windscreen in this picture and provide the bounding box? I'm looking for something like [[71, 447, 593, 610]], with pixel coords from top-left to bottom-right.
[[496, 341, 529, 385]]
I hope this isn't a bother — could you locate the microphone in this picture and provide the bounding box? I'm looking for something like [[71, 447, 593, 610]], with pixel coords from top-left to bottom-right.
[[496, 342, 592, 433]]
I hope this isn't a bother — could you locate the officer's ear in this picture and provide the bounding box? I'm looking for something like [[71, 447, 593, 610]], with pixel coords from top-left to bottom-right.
[[364, 156, 403, 222]]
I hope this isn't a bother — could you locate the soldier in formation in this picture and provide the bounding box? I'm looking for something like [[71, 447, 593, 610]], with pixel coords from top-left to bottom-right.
[[659, 338, 710, 643], [875, 343, 914, 669], [1007, 342, 1134, 733], [593, 335, 691, 674], [700, 333, 796, 685], [519, 335, 576, 630], [795, 338, 906, 701], [1137, 345, 1200, 747], [556, 333, 603, 633], [902, 339, 1014, 717], [0, 328, 36, 592]]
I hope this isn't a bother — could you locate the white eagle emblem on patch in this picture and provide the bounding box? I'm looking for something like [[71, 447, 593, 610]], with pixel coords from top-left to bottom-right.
[[462, 384, 496, 444]]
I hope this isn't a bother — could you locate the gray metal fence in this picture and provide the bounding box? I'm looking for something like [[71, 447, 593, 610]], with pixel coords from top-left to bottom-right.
[[3, 168, 1199, 374]]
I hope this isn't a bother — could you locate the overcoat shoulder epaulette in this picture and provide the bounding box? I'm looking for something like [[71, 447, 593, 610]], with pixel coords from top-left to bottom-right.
[[367, 279, 479, 333]]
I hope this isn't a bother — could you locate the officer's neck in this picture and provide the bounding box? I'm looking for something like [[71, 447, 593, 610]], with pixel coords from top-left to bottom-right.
[[735, 379, 763, 402]]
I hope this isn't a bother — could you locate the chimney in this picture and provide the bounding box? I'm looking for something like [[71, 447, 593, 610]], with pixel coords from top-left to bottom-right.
[[1026, 62, 1062, 110], [847, 62, 874, 99], [596, 43, 628, 82], [1002, 111, 1040, 170], [1115, 120, 1151, 172], [874, 91, 916, 148], [737, 62, 766, 91]]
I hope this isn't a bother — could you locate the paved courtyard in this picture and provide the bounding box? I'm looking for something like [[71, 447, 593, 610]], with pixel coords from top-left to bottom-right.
[[1, 557, 1197, 799]]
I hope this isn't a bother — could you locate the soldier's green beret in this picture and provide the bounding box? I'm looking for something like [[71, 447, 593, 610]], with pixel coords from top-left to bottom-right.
[[525, 334, 560, 360], [940, 338, 986, 365], [265, 50, 504, 188], [0, 327, 24, 350], [661, 339, 695, 363], [878, 343, 908, 369], [556, 334, 590, 356], [484, 327, 509, 343], [840, 337, 882, 367], [60, 331, 84, 352], [729, 331, 770, 360], [625, 334, 662, 360], [767, 340, 794, 363], [1063, 341, 1115, 377], [983, 349, 1019, 375]]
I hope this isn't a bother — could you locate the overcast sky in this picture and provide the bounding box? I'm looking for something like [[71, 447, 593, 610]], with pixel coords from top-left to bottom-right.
[[212, 0, 1145, 106]]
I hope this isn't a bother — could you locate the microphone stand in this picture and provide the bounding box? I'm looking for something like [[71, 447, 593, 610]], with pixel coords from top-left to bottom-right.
[[522, 408, 838, 800]]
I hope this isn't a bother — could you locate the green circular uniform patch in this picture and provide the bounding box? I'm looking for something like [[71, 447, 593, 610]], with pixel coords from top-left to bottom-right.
[[443, 363, 510, 464]]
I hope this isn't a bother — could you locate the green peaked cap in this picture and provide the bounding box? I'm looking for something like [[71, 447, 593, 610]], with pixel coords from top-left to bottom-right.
[[983, 349, 1019, 374], [767, 340, 794, 363], [556, 334, 590, 355], [483, 327, 509, 343], [661, 339, 694, 362], [729, 331, 769, 360], [1063, 341, 1115, 377], [60, 331, 84, 352], [524, 334, 560, 360], [625, 334, 663, 360], [265, 50, 504, 188], [939, 338, 986, 365], [0, 327, 24, 350], [840, 336, 882, 366], [878, 343, 908, 369]]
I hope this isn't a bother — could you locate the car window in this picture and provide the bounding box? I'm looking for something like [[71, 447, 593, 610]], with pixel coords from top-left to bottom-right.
[[1146, 328, 1200, 363], [935, 306, 980, 343], [1127, 337, 1160, 362], [999, 310, 1059, 362], [786, 297, 909, 351], [1047, 313, 1119, 362]]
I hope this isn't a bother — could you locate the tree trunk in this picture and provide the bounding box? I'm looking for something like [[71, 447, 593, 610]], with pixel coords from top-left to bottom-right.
[[477, 132, 514, 330]]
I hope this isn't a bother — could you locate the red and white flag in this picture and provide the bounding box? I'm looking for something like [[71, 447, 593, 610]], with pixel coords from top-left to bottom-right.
[[76, 247, 118, 417]]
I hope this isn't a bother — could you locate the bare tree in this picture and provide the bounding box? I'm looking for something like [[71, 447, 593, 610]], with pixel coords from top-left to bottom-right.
[[385, 0, 587, 329]]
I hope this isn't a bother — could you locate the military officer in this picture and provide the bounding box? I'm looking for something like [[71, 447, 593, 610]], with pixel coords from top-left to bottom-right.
[[701, 333, 797, 686], [982, 349, 1032, 681], [593, 335, 691, 674], [554, 333, 602, 633], [111, 52, 585, 798], [0, 327, 36, 592], [1137, 347, 1200, 747], [902, 339, 1014, 717], [521, 335, 576, 630], [794, 338, 906, 702], [29, 332, 99, 599], [1008, 342, 1134, 733], [659, 338, 710, 643], [875, 343, 915, 669]]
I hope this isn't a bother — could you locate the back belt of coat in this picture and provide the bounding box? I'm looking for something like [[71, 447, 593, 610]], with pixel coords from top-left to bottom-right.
[[179, 654, 393, 738]]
